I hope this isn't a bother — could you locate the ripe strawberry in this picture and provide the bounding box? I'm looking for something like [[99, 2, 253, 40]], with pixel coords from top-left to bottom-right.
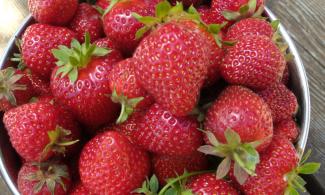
[[204, 85, 273, 151], [103, 0, 154, 55], [110, 58, 154, 123], [198, 6, 225, 25], [274, 119, 299, 143], [133, 103, 204, 155], [225, 18, 274, 42], [51, 33, 123, 130], [94, 37, 117, 49], [69, 183, 95, 195], [282, 64, 290, 85], [96, 0, 110, 9], [69, 3, 104, 43], [18, 162, 71, 195], [186, 173, 239, 195], [21, 24, 76, 80], [211, 0, 264, 26], [258, 82, 298, 123], [170, 0, 202, 7], [221, 35, 286, 89], [28, 0, 78, 25], [3, 101, 80, 162], [24, 70, 51, 96], [0, 67, 35, 111], [153, 152, 209, 185], [199, 86, 273, 183], [134, 21, 208, 116], [79, 131, 150, 194]]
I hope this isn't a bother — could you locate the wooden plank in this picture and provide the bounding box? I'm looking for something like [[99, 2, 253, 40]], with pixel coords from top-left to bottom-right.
[[266, 0, 325, 189]]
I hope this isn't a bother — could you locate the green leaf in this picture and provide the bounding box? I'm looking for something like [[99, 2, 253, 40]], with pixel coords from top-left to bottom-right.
[[247, 0, 257, 14], [224, 128, 241, 147], [300, 149, 312, 165], [165, 188, 177, 195], [156, 0, 172, 19], [52, 49, 69, 64], [284, 186, 299, 195], [135, 26, 150, 40], [239, 5, 249, 14], [103, 0, 119, 16], [169, 2, 184, 15], [222, 11, 241, 21], [204, 131, 220, 146], [297, 162, 321, 174], [271, 20, 280, 31], [71, 39, 82, 50], [68, 67, 78, 83], [233, 161, 249, 185], [149, 175, 159, 193], [93, 47, 110, 56], [216, 157, 231, 179]]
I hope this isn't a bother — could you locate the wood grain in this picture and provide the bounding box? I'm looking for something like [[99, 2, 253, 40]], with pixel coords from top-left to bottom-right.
[[0, 0, 324, 194]]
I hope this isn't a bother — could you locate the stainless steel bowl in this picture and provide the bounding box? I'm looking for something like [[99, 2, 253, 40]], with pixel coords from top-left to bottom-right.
[[0, 8, 311, 195]]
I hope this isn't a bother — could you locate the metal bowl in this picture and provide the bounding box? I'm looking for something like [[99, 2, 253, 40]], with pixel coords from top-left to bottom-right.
[[0, 8, 311, 195]]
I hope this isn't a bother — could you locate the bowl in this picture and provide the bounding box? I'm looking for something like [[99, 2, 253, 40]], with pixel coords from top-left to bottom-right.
[[0, 7, 311, 195]]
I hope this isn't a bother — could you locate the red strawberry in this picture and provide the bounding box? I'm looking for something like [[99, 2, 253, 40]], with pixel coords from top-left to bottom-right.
[[94, 37, 117, 49], [199, 86, 273, 183], [51, 33, 123, 130], [221, 35, 286, 89], [258, 82, 298, 123], [0, 67, 35, 111], [110, 58, 154, 123], [3, 101, 80, 162], [225, 18, 274, 42], [204, 85, 273, 151], [274, 119, 299, 142], [79, 131, 150, 194], [18, 162, 71, 195], [24, 70, 51, 96], [96, 0, 110, 9], [28, 0, 78, 25], [134, 21, 208, 116], [198, 6, 225, 25], [282, 64, 290, 85], [103, 0, 154, 55], [69, 3, 104, 43], [211, 0, 264, 25], [153, 152, 209, 185], [69, 183, 95, 195], [21, 24, 76, 80], [133, 103, 204, 155], [170, 0, 203, 7], [233, 136, 307, 194], [186, 173, 239, 195]]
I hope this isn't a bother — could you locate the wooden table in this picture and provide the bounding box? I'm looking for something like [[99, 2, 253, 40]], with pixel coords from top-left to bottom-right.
[[0, 0, 324, 194]]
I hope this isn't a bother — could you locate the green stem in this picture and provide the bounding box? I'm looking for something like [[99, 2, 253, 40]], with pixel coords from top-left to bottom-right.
[[158, 170, 214, 195], [116, 103, 126, 124]]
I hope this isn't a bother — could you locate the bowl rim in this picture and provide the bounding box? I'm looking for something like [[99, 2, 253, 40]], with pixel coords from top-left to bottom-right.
[[0, 7, 311, 195]]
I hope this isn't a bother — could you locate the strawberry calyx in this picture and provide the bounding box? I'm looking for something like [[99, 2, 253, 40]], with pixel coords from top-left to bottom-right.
[[52, 32, 110, 83], [42, 126, 79, 159], [110, 88, 144, 124], [133, 1, 225, 47], [284, 150, 321, 195], [271, 21, 294, 62], [222, 0, 264, 21], [133, 174, 159, 195], [24, 162, 69, 194], [11, 38, 27, 70], [198, 129, 264, 184], [0, 67, 27, 106], [102, 0, 122, 16]]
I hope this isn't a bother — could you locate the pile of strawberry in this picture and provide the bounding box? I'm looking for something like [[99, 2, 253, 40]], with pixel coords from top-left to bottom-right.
[[0, 0, 320, 194]]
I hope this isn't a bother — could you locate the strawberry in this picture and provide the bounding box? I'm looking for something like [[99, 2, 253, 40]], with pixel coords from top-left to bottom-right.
[[225, 18, 274, 42], [234, 137, 319, 195], [199, 86, 273, 183], [282, 64, 290, 85], [153, 152, 209, 185], [3, 101, 81, 162], [69, 183, 95, 195], [221, 35, 286, 89], [28, 0, 78, 25], [79, 131, 150, 194], [110, 58, 154, 123], [24, 70, 51, 96], [94, 37, 117, 49], [69, 3, 104, 43], [274, 119, 299, 142], [0, 67, 35, 111], [133, 103, 204, 155], [211, 0, 264, 25], [170, 0, 203, 7], [51, 33, 123, 130], [186, 173, 239, 195], [134, 20, 208, 116], [102, 0, 154, 55], [258, 82, 298, 123], [21, 24, 76, 80], [18, 162, 71, 195], [198, 6, 225, 26], [96, 0, 110, 9]]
